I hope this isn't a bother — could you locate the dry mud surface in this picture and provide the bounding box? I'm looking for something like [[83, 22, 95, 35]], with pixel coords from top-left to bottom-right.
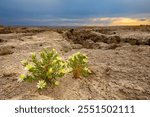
[[0, 26, 150, 100]]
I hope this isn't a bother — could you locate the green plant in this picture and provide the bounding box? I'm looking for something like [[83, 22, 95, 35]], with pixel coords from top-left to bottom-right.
[[19, 49, 66, 89], [67, 52, 91, 78]]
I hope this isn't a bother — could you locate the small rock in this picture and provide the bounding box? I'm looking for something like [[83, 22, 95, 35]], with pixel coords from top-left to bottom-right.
[[72, 44, 83, 49], [0, 45, 14, 56]]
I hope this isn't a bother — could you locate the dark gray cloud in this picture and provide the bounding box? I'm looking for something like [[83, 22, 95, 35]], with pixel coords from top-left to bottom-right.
[[0, 0, 150, 25]]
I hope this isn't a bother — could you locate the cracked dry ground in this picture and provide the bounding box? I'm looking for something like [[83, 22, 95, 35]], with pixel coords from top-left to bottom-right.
[[0, 29, 150, 100]]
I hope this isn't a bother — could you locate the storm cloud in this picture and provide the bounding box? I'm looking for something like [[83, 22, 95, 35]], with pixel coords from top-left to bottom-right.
[[0, 0, 150, 26]]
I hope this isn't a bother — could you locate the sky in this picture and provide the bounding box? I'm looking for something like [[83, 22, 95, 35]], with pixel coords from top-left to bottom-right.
[[0, 0, 150, 26]]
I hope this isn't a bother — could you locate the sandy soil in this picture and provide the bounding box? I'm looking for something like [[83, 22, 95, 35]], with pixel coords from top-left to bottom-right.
[[0, 26, 150, 100]]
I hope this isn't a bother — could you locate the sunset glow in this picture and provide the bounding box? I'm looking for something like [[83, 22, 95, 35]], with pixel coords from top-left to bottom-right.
[[110, 18, 150, 26]]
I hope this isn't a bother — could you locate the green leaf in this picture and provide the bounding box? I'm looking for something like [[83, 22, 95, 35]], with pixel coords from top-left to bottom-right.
[[25, 64, 34, 71], [21, 59, 28, 66]]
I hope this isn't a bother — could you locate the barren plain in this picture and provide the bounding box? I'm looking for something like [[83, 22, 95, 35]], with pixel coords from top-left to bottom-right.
[[0, 26, 150, 100]]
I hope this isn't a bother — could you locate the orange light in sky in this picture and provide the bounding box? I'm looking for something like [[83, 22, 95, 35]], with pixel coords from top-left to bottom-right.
[[89, 17, 150, 26], [110, 18, 150, 26]]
